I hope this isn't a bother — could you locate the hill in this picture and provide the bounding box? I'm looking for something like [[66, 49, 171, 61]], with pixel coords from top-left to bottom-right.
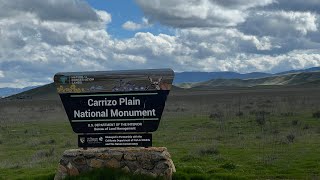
[[174, 71, 271, 84], [174, 66, 320, 84], [4, 71, 319, 101], [179, 71, 320, 89], [6, 83, 58, 100], [0, 86, 38, 98]]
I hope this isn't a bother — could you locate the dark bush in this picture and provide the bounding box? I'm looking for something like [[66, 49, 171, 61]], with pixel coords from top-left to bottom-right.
[[219, 162, 236, 170], [291, 120, 299, 126], [312, 111, 320, 118], [48, 139, 56, 144], [209, 112, 223, 119], [198, 146, 219, 156], [281, 112, 294, 117], [255, 111, 270, 126], [303, 124, 310, 130], [286, 133, 295, 143], [235, 111, 244, 117]]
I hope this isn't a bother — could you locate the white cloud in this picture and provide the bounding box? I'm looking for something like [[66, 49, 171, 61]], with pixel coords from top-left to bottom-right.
[[122, 17, 151, 31], [0, 0, 320, 88]]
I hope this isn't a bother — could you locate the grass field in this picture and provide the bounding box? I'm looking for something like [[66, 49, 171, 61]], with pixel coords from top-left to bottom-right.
[[0, 86, 320, 179]]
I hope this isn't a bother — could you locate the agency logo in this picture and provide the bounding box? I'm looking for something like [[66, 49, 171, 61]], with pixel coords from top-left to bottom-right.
[[79, 137, 86, 144], [60, 76, 68, 84], [99, 137, 103, 142]]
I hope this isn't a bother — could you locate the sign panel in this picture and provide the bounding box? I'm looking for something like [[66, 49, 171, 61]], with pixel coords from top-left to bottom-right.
[[54, 69, 174, 133], [78, 134, 152, 147]]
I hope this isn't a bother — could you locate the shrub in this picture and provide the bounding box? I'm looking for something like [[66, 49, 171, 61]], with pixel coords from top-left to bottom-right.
[[209, 112, 223, 119], [48, 139, 56, 144], [312, 111, 320, 118], [286, 133, 295, 143], [32, 148, 55, 161], [291, 120, 299, 126], [255, 111, 270, 126], [180, 154, 200, 162], [219, 162, 236, 170], [198, 146, 219, 156], [281, 112, 294, 117], [303, 124, 310, 130], [235, 111, 244, 117], [255, 116, 266, 126]]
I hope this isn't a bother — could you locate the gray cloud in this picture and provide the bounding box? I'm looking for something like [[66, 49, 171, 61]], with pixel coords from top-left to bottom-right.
[[263, 0, 320, 12], [0, 0, 99, 22], [135, 0, 244, 27], [1, 0, 320, 87]]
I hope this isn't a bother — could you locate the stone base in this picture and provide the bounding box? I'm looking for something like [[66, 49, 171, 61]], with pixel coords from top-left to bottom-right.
[[54, 147, 175, 180]]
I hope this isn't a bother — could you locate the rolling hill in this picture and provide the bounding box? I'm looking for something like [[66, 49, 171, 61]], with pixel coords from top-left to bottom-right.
[[0, 86, 38, 98], [4, 71, 320, 101], [174, 66, 320, 84], [178, 71, 320, 89]]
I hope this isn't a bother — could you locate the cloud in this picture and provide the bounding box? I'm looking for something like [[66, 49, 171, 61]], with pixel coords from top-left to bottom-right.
[[122, 17, 152, 31], [0, 0, 320, 88], [240, 11, 318, 37], [263, 0, 320, 12], [135, 0, 274, 27], [0, 0, 100, 22]]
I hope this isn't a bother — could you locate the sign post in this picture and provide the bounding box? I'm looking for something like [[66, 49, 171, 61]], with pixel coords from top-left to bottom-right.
[[54, 69, 174, 148]]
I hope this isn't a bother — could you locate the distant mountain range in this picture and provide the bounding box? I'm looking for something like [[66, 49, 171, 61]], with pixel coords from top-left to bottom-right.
[[1, 67, 320, 98], [178, 71, 320, 89], [174, 66, 320, 84], [0, 86, 38, 98]]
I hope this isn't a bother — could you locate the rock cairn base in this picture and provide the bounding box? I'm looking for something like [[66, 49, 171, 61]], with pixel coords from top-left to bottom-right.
[[54, 147, 175, 180]]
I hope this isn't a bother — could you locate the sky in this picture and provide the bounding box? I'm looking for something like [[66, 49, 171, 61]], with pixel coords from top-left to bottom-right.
[[0, 0, 320, 88]]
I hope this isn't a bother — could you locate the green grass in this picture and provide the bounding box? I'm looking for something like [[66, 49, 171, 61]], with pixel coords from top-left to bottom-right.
[[1, 88, 320, 179], [1, 112, 319, 179]]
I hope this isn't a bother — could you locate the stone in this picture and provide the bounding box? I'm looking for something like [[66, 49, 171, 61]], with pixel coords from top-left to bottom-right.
[[59, 158, 69, 166], [121, 166, 130, 173], [66, 162, 79, 176], [125, 160, 139, 171], [54, 147, 174, 180], [58, 164, 68, 174], [105, 158, 121, 168], [124, 153, 136, 161], [168, 159, 176, 172], [96, 153, 111, 160], [109, 151, 123, 161], [89, 159, 103, 168], [73, 156, 87, 165]]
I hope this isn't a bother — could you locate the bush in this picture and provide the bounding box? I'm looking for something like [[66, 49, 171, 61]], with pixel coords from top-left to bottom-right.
[[255, 111, 270, 126], [281, 112, 294, 117], [198, 146, 219, 156], [32, 148, 55, 161], [219, 162, 236, 170], [291, 120, 299, 126], [48, 139, 56, 144], [312, 111, 320, 118], [209, 112, 223, 119], [180, 154, 200, 162], [286, 133, 295, 143], [235, 111, 244, 117]]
